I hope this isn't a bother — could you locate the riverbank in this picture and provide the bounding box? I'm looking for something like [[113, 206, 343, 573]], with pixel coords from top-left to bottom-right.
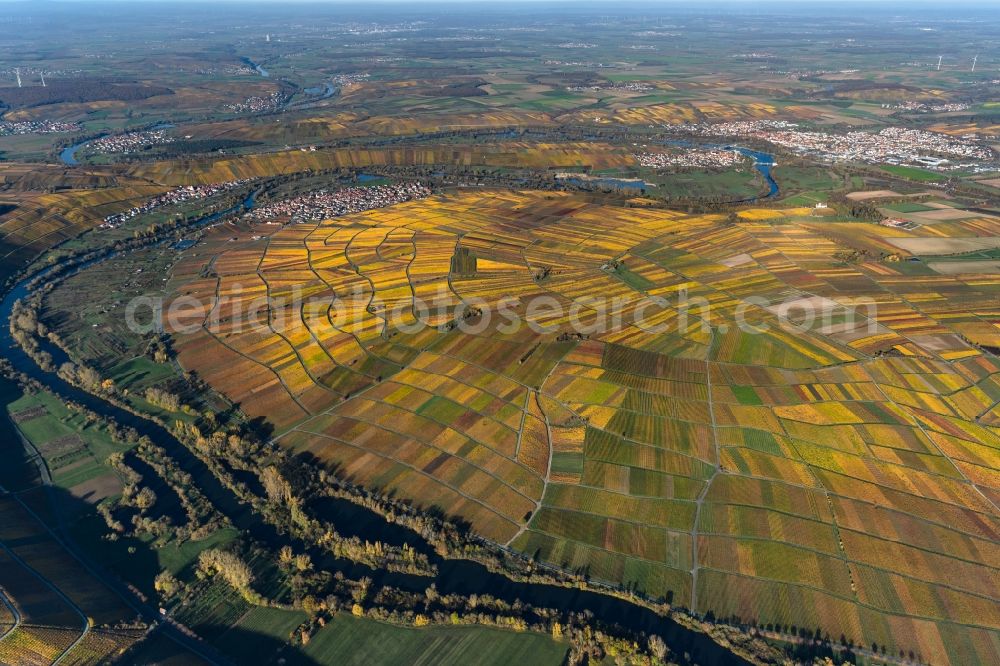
[[59, 134, 104, 165], [656, 139, 779, 202], [59, 123, 176, 166], [241, 57, 269, 78]]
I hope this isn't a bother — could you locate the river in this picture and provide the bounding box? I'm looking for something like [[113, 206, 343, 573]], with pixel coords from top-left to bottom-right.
[[241, 57, 269, 78], [656, 139, 779, 202], [0, 195, 751, 665], [59, 134, 104, 166], [553, 143, 778, 201], [728, 146, 779, 200]]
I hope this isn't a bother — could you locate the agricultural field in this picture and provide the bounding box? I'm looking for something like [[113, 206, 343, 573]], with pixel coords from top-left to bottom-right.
[[0, 184, 167, 282], [160, 188, 1000, 664], [127, 143, 637, 187], [289, 614, 568, 666], [7, 390, 130, 500]]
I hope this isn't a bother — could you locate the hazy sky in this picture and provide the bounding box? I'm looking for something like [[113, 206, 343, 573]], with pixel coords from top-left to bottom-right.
[[2, 0, 990, 3]]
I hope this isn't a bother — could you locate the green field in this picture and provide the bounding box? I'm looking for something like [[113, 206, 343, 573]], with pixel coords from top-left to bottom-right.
[[614, 263, 656, 292], [882, 202, 934, 213], [647, 169, 764, 200], [772, 166, 841, 193], [881, 165, 946, 182], [7, 390, 131, 492], [107, 356, 176, 390], [291, 615, 568, 666], [156, 528, 240, 576], [214, 607, 309, 662], [778, 191, 829, 206]]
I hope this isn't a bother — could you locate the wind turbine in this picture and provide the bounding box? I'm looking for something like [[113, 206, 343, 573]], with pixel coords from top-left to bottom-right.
[[39, 71, 45, 87], [972, 54, 978, 73], [14, 67, 21, 88], [936, 55, 942, 71]]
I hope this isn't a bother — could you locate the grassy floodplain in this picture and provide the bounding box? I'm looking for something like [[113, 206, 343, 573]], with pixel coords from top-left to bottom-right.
[[290, 614, 568, 666]]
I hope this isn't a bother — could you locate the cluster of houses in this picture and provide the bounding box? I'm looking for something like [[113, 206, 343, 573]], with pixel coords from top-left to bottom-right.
[[0, 120, 81, 135], [101, 179, 252, 228], [244, 183, 430, 223], [90, 129, 175, 154], [633, 148, 747, 169], [225, 91, 284, 113]]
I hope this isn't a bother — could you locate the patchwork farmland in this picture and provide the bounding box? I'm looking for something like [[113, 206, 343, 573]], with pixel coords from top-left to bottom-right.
[[164, 190, 1000, 665]]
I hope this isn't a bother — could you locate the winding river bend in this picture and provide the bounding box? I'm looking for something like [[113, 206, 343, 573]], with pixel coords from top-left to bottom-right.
[[0, 197, 751, 665], [655, 139, 779, 201], [58, 135, 104, 166], [241, 57, 269, 78], [59, 123, 176, 166], [729, 146, 779, 200]]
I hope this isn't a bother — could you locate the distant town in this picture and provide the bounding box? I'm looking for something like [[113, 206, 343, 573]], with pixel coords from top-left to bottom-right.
[[0, 119, 81, 135], [674, 120, 996, 170]]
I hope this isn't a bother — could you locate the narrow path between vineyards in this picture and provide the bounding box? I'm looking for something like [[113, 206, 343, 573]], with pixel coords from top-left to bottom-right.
[[0, 584, 22, 642]]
